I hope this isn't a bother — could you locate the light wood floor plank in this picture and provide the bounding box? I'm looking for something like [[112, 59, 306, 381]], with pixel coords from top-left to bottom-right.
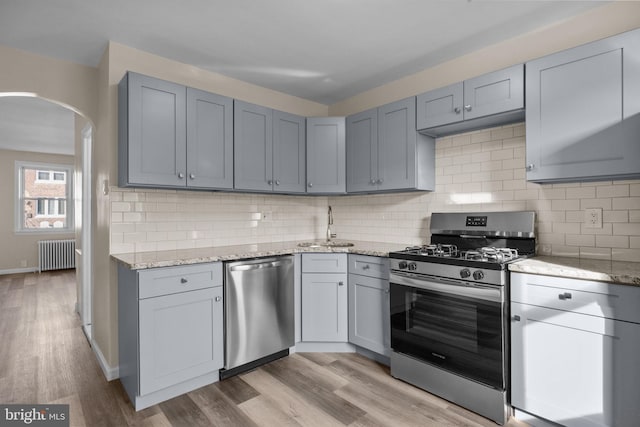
[[238, 395, 303, 427]]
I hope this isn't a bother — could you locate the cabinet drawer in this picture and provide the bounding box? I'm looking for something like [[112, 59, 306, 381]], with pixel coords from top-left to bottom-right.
[[302, 253, 348, 273], [138, 263, 222, 299], [348, 255, 389, 279], [511, 272, 640, 324]]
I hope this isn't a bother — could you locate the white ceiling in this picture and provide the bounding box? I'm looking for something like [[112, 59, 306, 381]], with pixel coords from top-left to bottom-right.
[[0, 0, 608, 155]]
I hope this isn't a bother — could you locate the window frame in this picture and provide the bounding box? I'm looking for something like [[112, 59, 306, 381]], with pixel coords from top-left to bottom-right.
[[15, 161, 74, 234]]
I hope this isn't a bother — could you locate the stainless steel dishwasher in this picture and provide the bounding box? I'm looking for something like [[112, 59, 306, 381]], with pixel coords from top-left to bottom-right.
[[221, 255, 294, 379]]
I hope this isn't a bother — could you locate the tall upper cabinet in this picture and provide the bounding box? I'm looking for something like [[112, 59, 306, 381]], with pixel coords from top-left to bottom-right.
[[525, 28, 640, 182], [306, 117, 346, 194], [119, 72, 233, 190], [347, 97, 435, 193], [234, 101, 306, 193]]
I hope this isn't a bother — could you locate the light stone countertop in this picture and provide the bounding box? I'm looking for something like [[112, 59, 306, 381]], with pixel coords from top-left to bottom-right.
[[111, 240, 407, 270], [509, 256, 640, 287]]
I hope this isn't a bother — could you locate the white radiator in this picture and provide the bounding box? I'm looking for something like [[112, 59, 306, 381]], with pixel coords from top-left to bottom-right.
[[38, 239, 76, 272]]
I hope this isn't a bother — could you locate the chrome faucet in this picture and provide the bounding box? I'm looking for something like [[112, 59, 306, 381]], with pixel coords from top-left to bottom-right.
[[326, 205, 334, 242]]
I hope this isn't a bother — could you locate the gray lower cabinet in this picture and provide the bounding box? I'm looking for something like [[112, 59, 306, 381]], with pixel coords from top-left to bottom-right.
[[118, 262, 224, 410], [301, 253, 348, 341], [306, 117, 346, 194], [417, 64, 524, 136], [234, 100, 306, 193], [347, 97, 435, 193], [347, 255, 390, 356], [118, 72, 233, 190], [510, 272, 640, 427], [525, 28, 640, 182]]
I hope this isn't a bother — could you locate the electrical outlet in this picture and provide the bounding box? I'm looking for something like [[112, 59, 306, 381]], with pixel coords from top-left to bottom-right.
[[584, 208, 603, 229]]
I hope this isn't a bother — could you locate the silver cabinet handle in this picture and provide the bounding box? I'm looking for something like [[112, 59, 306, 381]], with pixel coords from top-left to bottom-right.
[[384, 288, 390, 294], [338, 281, 344, 286], [215, 296, 221, 302], [559, 292, 572, 300], [513, 315, 521, 321], [454, 107, 461, 114], [275, 180, 280, 186], [370, 179, 376, 185], [362, 264, 370, 270], [180, 278, 188, 284], [526, 164, 535, 171], [189, 173, 195, 180], [377, 179, 383, 185], [178, 172, 185, 179], [464, 105, 472, 112], [308, 182, 313, 188], [267, 180, 273, 185]]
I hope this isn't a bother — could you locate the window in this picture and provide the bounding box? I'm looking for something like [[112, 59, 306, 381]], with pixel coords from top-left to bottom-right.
[[15, 161, 74, 232]]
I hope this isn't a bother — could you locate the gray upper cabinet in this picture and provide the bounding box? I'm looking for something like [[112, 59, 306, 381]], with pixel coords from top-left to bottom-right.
[[525, 29, 640, 183], [417, 64, 524, 137], [119, 72, 233, 190], [119, 72, 187, 188], [186, 88, 233, 189], [347, 97, 435, 193], [306, 117, 346, 194], [234, 101, 306, 193], [234, 100, 273, 192], [273, 110, 306, 193]]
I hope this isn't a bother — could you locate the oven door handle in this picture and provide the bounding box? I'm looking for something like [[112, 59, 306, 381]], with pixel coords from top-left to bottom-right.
[[390, 272, 502, 303]]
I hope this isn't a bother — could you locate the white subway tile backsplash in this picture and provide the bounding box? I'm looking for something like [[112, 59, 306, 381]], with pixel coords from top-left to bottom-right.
[[109, 122, 639, 262]]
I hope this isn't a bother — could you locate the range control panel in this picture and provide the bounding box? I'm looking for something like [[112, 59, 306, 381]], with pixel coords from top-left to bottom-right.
[[465, 216, 487, 227]]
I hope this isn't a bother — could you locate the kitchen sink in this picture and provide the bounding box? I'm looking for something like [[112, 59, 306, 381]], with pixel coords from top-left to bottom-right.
[[297, 241, 354, 248]]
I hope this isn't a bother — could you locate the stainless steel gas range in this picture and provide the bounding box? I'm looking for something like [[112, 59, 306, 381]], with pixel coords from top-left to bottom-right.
[[388, 211, 536, 425]]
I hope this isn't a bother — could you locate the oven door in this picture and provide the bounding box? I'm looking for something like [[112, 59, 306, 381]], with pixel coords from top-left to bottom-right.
[[390, 271, 506, 390]]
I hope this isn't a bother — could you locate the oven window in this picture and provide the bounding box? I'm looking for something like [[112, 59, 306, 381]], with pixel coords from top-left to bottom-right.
[[391, 282, 504, 389]]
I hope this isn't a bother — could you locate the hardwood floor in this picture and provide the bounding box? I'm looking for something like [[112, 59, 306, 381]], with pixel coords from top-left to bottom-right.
[[0, 271, 529, 427]]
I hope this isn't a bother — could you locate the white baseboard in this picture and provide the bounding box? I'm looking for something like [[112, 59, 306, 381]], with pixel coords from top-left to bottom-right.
[[91, 339, 119, 381], [0, 267, 38, 275]]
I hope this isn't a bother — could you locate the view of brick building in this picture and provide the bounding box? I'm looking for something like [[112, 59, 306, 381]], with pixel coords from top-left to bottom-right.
[[22, 168, 68, 229]]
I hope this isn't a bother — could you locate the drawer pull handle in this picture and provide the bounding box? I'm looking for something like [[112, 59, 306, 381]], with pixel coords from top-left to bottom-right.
[[558, 292, 572, 300], [338, 281, 344, 287], [362, 265, 370, 270], [180, 278, 188, 284], [513, 315, 521, 322], [215, 296, 221, 302]]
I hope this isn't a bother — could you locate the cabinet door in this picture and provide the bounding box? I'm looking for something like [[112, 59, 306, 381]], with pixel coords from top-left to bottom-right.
[[526, 30, 640, 182], [416, 82, 463, 130], [306, 117, 346, 194], [463, 64, 523, 120], [511, 302, 640, 427], [346, 108, 378, 192], [273, 110, 306, 193], [139, 286, 223, 396], [348, 274, 390, 356], [122, 72, 187, 187], [378, 97, 417, 191], [301, 273, 348, 342], [234, 101, 273, 191], [186, 88, 233, 189]]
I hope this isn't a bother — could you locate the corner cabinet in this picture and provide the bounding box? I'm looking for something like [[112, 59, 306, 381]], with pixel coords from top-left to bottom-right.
[[525, 28, 640, 182], [348, 255, 390, 356], [118, 262, 224, 410], [417, 64, 524, 137], [118, 72, 233, 190], [510, 272, 640, 427], [301, 253, 348, 342], [306, 117, 346, 194], [234, 100, 306, 193], [347, 97, 435, 193]]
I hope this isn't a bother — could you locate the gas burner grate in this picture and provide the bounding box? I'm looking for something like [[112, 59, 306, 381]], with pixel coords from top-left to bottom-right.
[[463, 247, 519, 263], [405, 244, 459, 257]]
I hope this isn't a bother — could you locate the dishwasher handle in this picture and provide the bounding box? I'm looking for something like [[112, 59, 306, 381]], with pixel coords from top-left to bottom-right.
[[228, 259, 288, 272]]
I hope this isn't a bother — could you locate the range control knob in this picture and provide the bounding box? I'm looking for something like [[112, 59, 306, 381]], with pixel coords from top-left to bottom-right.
[[473, 270, 485, 281], [398, 261, 408, 270], [408, 262, 418, 271], [460, 268, 471, 279]]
